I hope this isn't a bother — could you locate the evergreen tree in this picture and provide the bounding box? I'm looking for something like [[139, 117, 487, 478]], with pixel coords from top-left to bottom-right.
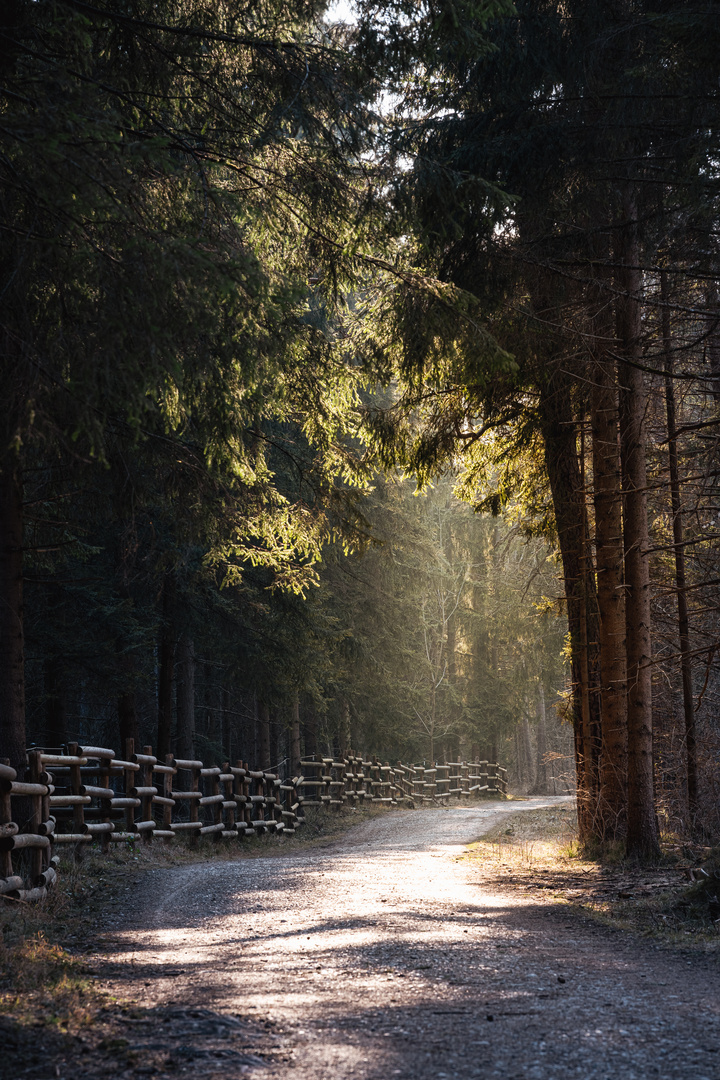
[[358, 0, 720, 856], [0, 0, 376, 770]]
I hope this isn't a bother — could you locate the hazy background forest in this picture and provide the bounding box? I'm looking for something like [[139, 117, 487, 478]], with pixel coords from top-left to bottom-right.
[[2, 0, 719, 858], [24, 465, 572, 787]]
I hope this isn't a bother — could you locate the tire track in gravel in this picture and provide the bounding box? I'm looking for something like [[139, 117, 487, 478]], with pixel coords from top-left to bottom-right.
[[96, 796, 720, 1080]]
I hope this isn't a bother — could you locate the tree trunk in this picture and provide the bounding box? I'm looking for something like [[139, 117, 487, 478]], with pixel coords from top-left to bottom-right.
[[303, 696, 318, 758], [448, 733, 460, 763], [118, 690, 138, 751], [156, 575, 175, 761], [444, 513, 458, 761], [0, 460, 26, 774], [616, 187, 660, 860], [523, 715, 535, 791], [514, 725, 523, 786], [291, 691, 302, 774], [176, 635, 195, 765], [44, 656, 66, 749], [258, 698, 271, 771], [205, 661, 220, 763], [339, 699, 350, 759], [114, 514, 140, 755], [661, 269, 698, 828], [534, 684, 549, 793], [707, 280, 720, 401], [539, 372, 601, 839], [590, 356, 628, 842], [221, 682, 231, 763]]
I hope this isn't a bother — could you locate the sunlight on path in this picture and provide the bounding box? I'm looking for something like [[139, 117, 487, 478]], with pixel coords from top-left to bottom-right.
[[110, 801, 557, 979], [102, 797, 720, 1080]]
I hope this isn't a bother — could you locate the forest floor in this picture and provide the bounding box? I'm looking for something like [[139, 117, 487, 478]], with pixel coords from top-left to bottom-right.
[[2, 795, 719, 1080]]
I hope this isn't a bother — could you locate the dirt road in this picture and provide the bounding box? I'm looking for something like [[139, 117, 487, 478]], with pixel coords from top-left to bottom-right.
[[91, 797, 719, 1080]]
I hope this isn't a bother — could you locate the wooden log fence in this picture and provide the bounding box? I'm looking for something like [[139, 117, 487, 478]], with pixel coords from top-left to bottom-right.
[[0, 747, 506, 902]]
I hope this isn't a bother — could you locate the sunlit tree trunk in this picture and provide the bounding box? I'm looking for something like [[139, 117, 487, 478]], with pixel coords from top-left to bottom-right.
[[444, 602, 457, 762], [514, 725, 523, 786], [444, 510, 458, 761], [523, 715, 535, 791], [534, 684, 549, 793]]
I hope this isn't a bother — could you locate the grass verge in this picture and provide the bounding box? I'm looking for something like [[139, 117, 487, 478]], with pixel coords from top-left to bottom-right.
[[465, 806, 720, 953]]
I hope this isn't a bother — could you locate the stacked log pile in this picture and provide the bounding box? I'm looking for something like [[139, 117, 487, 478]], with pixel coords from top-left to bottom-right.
[[0, 747, 506, 902]]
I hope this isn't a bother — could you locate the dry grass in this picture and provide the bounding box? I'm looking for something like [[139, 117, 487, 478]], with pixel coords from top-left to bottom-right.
[[465, 805, 720, 952], [0, 930, 98, 1030], [1, 848, 133, 1040], [468, 804, 581, 866]]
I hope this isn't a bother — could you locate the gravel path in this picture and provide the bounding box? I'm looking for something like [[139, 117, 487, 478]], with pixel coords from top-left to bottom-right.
[[94, 797, 720, 1080]]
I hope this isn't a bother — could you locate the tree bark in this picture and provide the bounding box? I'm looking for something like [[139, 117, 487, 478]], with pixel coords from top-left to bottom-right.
[[176, 635, 195, 765], [590, 356, 628, 842], [118, 691, 138, 751], [661, 269, 698, 827], [205, 661, 220, 763], [0, 460, 26, 775], [113, 507, 140, 755], [444, 510, 459, 762], [523, 715, 535, 791], [156, 575, 175, 761], [291, 692, 302, 774], [302, 696, 318, 758], [707, 280, 720, 401], [44, 656, 66, 749], [539, 371, 601, 839], [257, 698, 271, 771], [513, 725, 521, 786], [448, 732, 460, 763], [444, 601, 457, 763], [339, 699, 350, 759], [221, 681, 231, 763], [616, 187, 660, 860], [534, 683, 549, 793]]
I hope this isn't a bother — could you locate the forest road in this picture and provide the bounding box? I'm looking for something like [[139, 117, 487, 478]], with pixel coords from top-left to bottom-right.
[[97, 797, 720, 1080]]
